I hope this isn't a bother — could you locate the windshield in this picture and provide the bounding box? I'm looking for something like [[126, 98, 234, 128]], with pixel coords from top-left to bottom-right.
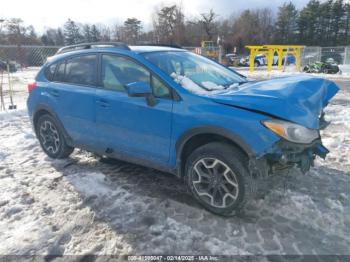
[[142, 51, 247, 94]]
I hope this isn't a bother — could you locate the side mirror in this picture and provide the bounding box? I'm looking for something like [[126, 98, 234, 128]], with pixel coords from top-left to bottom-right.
[[125, 81, 156, 107], [125, 81, 152, 97]]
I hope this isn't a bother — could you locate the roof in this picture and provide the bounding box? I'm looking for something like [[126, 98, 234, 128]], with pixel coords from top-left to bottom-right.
[[46, 44, 187, 64], [129, 45, 186, 53]]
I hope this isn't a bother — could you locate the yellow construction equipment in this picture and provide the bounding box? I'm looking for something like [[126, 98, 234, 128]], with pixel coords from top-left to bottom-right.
[[245, 45, 305, 72], [201, 41, 219, 60]]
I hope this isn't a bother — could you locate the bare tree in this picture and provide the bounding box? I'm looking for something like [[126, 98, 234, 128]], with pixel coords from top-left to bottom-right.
[[199, 9, 218, 40], [153, 4, 185, 44], [98, 24, 111, 41], [5, 18, 27, 45]]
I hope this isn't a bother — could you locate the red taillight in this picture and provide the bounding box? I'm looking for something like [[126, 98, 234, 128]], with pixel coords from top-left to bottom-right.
[[27, 81, 37, 93]]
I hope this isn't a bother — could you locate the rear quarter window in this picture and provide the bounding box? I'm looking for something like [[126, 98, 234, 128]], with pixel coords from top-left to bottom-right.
[[53, 62, 66, 82], [44, 63, 57, 81]]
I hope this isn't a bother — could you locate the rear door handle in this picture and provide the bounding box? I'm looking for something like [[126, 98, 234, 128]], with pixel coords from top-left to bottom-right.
[[50, 89, 60, 97], [96, 99, 110, 108]]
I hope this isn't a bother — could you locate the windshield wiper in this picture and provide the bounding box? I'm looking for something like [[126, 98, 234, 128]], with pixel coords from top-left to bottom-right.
[[223, 81, 247, 89], [238, 80, 248, 85]]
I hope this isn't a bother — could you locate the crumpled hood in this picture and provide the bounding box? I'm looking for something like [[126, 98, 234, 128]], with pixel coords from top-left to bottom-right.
[[210, 75, 339, 129]]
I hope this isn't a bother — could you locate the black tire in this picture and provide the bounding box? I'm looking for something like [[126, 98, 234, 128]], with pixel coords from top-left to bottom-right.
[[254, 61, 260, 67], [185, 142, 253, 216], [36, 114, 74, 159]]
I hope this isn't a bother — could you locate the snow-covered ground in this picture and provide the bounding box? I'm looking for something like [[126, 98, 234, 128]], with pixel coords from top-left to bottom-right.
[[233, 64, 350, 81], [0, 67, 38, 111], [0, 68, 350, 256]]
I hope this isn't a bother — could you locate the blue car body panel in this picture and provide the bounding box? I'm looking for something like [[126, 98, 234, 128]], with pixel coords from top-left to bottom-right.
[[47, 81, 97, 147], [168, 93, 280, 165], [95, 87, 173, 165], [27, 47, 339, 174], [210, 76, 339, 129]]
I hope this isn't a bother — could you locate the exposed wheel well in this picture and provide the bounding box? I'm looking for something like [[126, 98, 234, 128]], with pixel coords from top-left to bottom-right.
[[179, 133, 249, 177]]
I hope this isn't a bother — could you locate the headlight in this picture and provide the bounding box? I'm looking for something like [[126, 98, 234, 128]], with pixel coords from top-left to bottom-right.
[[263, 119, 319, 144]]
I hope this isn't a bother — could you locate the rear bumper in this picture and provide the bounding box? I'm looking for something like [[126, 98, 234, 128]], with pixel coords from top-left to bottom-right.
[[250, 139, 329, 177]]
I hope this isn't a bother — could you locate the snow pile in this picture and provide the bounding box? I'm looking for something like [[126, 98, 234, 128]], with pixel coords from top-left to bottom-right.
[[170, 73, 240, 95], [171, 72, 209, 95], [201, 81, 225, 90], [320, 90, 350, 171], [339, 64, 350, 75]]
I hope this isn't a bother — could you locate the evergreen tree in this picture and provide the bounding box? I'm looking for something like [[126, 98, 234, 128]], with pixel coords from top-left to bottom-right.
[[153, 4, 185, 44], [343, 2, 350, 44], [123, 18, 142, 44], [90, 24, 101, 42], [298, 0, 320, 45], [82, 24, 92, 42], [317, 1, 332, 45], [330, 0, 345, 45], [63, 19, 82, 45], [56, 28, 65, 45], [275, 2, 298, 44]]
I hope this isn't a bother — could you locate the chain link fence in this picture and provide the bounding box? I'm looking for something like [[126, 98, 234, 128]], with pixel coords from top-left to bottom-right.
[[0, 45, 349, 69], [301, 46, 322, 66], [302, 46, 350, 66], [0, 45, 60, 68], [344, 46, 350, 65]]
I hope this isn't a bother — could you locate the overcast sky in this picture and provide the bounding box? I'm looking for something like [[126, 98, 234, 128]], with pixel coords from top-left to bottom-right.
[[0, 0, 310, 32]]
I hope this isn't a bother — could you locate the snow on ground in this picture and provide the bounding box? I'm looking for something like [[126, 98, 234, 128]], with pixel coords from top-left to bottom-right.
[[233, 65, 350, 81], [0, 67, 38, 111], [0, 68, 350, 256]]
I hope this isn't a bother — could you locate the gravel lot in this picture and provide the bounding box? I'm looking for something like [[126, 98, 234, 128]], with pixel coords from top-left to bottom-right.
[[0, 69, 349, 257]]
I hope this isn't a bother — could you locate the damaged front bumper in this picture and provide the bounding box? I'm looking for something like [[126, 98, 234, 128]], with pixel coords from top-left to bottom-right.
[[249, 139, 329, 178]]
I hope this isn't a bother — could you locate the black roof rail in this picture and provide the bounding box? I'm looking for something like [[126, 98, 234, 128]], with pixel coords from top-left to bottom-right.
[[56, 42, 130, 54], [134, 43, 183, 49]]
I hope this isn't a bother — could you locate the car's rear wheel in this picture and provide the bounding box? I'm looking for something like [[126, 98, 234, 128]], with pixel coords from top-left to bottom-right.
[[36, 114, 74, 159], [185, 142, 251, 216]]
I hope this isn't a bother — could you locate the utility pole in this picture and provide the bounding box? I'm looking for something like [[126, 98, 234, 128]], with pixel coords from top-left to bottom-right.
[[217, 35, 223, 64]]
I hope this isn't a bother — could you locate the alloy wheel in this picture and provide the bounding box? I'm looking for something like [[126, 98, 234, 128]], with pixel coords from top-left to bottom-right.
[[39, 120, 60, 154], [192, 157, 239, 208]]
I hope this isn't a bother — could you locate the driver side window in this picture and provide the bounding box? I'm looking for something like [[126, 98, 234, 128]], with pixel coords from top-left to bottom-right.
[[101, 54, 171, 99], [101, 55, 149, 92]]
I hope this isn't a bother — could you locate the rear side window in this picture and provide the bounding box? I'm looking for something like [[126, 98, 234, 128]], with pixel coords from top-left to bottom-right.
[[45, 63, 57, 81], [53, 62, 65, 82], [65, 55, 97, 86]]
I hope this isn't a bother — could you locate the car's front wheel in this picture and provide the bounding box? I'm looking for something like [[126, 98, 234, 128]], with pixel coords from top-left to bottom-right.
[[185, 142, 251, 216], [36, 114, 74, 159]]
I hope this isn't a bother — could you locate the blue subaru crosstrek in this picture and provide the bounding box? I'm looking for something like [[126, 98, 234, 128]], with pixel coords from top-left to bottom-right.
[[27, 42, 339, 216]]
